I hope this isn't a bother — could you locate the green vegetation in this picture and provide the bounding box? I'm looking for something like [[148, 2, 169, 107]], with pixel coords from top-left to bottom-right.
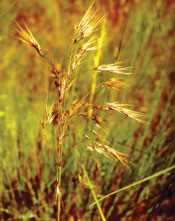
[[0, 0, 175, 220]]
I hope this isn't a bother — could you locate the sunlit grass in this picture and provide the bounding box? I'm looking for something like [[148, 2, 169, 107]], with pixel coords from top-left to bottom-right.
[[0, 0, 175, 220]]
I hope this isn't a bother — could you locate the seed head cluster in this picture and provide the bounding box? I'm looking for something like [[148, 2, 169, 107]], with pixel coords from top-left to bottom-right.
[[16, 1, 147, 168]]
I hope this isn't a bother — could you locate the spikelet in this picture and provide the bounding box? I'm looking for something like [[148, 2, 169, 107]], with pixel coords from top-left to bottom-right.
[[15, 22, 42, 56], [73, 2, 102, 44], [100, 78, 127, 90], [94, 102, 147, 123], [72, 38, 97, 72], [95, 63, 132, 75], [92, 113, 105, 128], [91, 129, 110, 144], [72, 37, 98, 72], [40, 104, 57, 129], [81, 37, 98, 52], [63, 95, 89, 122], [84, 135, 129, 168], [68, 2, 102, 78]]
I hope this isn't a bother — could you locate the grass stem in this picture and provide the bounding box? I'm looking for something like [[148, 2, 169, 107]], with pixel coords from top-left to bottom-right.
[[82, 164, 106, 221], [90, 164, 175, 207], [57, 166, 62, 221], [88, 18, 106, 118]]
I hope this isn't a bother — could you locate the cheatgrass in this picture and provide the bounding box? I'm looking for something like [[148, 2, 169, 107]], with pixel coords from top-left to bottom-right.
[[1, 0, 175, 220]]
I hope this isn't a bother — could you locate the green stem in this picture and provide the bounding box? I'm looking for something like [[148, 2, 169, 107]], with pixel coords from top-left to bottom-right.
[[57, 104, 63, 221], [57, 166, 62, 221], [82, 164, 106, 221], [90, 164, 175, 207], [88, 18, 106, 118]]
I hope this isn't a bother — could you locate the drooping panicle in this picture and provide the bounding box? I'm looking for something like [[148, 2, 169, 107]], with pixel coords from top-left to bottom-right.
[[95, 63, 132, 75], [93, 102, 147, 124], [73, 2, 102, 44], [15, 22, 43, 56]]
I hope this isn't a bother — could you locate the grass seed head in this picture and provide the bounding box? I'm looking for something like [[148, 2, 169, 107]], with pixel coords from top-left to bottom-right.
[[102, 102, 147, 123], [73, 2, 102, 44], [85, 139, 129, 168], [105, 78, 127, 90], [95, 63, 132, 75], [15, 22, 42, 56]]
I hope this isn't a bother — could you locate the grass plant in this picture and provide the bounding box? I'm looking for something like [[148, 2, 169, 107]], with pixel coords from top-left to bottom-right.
[[15, 2, 148, 219], [1, 0, 175, 220]]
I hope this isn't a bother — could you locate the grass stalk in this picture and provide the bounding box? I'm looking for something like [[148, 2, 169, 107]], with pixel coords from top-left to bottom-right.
[[88, 18, 106, 118], [82, 164, 106, 221], [57, 166, 62, 221], [57, 104, 63, 221], [90, 164, 175, 207], [14, 2, 152, 219]]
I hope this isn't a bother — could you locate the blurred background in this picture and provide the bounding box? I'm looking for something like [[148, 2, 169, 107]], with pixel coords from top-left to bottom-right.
[[0, 0, 175, 220]]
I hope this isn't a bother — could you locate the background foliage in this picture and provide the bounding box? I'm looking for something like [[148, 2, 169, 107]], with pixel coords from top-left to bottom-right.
[[0, 0, 175, 220]]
